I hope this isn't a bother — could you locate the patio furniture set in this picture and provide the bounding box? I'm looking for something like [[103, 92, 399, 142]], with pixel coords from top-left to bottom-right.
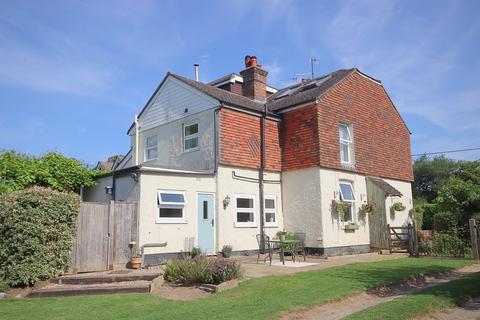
[[256, 233, 307, 266]]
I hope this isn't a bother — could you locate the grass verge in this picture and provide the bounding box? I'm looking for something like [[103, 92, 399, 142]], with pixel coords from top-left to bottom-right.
[[345, 271, 480, 320], [0, 258, 475, 320]]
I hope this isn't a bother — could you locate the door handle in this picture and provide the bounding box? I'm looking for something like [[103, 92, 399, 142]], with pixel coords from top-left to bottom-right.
[[211, 219, 214, 227]]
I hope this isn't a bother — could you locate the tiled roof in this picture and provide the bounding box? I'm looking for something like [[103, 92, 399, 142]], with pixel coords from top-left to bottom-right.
[[368, 177, 403, 197], [169, 73, 265, 112], [266, 69, 354, 111]]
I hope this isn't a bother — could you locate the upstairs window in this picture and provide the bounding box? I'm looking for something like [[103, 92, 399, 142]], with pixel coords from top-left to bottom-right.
[[339, 181, 355, 222], [145, 135, 158, 161], [264, 196, 277, 227], [157, 191, 186, 223], [339, 123, 354, 165], [184, 123, 199, 152], [235, 194, 256, 227]]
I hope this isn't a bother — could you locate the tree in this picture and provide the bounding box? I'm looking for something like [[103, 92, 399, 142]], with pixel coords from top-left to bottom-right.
[[413, 155, 458, 202], [0, 151, 103, 194]]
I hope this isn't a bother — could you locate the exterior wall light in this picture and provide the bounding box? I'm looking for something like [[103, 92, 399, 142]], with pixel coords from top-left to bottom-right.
[[223, 195, 231, 209], [105, 186, 113, 195]]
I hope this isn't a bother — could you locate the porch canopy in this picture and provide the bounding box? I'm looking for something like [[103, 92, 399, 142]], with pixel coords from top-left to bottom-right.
[[367, 177, 403, 197]]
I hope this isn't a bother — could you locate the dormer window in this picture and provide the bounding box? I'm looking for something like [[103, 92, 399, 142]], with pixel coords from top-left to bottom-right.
[[145, 135, 158, 161], [183, 123, 199, 152], [339, 123, 354, 165]]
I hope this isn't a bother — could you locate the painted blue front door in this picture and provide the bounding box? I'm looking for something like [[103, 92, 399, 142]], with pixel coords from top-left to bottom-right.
[[197, 193, 214, 254]]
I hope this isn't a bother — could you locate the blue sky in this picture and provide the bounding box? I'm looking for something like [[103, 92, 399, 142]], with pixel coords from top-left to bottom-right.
[[0, 0, 479, 166]]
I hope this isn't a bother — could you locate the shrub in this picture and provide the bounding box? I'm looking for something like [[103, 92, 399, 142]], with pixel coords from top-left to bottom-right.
[[433, 211, 458, 235], [429, 233, 469, 258], [221, 245, 233, 258], [205, 258, 241, 284], [190, 247, 203, 258], [411, 206, 424, 229], [163, 256, 241, 285], [0, 187, 80, 286], [276, 231, 295, 251], [164, 256, 209, 285], [422, 203, 439, 230]]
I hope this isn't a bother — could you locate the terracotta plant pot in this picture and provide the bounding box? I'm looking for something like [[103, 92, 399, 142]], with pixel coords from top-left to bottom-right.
[[130, 257, 142, 269]]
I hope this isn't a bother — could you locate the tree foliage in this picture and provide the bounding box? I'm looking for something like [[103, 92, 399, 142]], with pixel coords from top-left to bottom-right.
[[414, 156, 480, 240], [0, 187, 80, 286], [0, 151, 103, 194]]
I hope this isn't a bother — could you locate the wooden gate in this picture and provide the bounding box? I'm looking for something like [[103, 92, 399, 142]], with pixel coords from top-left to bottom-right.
[[72, 201, 138, 273], [387, 223, 418, 255]]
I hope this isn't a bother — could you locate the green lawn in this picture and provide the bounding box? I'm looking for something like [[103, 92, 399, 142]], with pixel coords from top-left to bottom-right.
[[345, 271, 480, 320], [0, 258, 475, 320]]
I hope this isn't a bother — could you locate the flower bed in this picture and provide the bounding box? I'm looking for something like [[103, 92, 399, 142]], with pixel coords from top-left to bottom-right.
[[163, 256, 241, 285]]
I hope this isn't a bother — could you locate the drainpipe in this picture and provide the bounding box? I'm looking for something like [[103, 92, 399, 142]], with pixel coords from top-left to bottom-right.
[[259, 105, 266, 251], [134, 114, 139, 166]]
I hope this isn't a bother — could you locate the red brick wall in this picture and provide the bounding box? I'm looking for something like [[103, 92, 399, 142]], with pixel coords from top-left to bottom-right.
[[281, 104, 320, 170], [313, 71, 413, 181], [219, 108, 281, 172], [218, 82, 243, 96]]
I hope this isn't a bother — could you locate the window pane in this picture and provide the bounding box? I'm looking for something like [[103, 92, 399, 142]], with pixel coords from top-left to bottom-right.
[[203, 201, 208, 220], [159, 208, 183, 218], [339, 183, 355, 201], [265, 199, 275, 209], [339, 125, 350, 141], [147, 148, 158, 160], [146, 136, 157, 147], [184, 123, 198, 136], [237, 198, 253, 208], [265, 212, 276, 223], [340, 143, 349, 162], [343, 204, 353, 222], [160, 193, 185, 203], [237, 211, 253, 222], [184, 137, 198, 150]]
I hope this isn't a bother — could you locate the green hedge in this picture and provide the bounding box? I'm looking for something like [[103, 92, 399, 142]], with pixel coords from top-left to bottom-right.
[[0, 186, 80, 286]]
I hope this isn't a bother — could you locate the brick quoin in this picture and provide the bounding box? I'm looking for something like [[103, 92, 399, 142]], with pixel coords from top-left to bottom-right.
[[219, 108, 281, 172], [281, 71, 413, 181]]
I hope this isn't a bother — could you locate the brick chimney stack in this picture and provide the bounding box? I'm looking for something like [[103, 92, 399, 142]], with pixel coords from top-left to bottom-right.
[[240, 55, 268, 101]]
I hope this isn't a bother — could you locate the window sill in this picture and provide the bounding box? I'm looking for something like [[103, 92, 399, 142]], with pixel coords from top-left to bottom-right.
[[182, 147, 200, 154], [264, 224, 279, 228], [156, 219, 187, 224], [341, 163, 356, 170], [234, 222, 257, 228]]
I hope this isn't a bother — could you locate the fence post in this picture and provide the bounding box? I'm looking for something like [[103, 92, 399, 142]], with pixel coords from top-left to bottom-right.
[[469, 219, 479, 261], [412, 220, 418, 256]]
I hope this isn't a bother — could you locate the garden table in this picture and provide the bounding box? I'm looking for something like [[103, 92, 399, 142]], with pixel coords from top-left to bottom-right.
[[266, 239, 301, 265]]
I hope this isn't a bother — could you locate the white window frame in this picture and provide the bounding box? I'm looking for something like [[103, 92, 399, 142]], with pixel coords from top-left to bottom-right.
[[339, 123, 354, 165], [264, 195, 278, 227], [338, 180, 356, 223], [144, 135, 158, 161], [156, 190, 186, 224], [183, 122, 199, 153], [234, 194, 256, 228]]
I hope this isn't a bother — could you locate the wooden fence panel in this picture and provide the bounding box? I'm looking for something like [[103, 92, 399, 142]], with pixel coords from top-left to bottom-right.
[[73, 203, 109, 272], [112, 202, 138, 265], [72, 201, 138, 273]]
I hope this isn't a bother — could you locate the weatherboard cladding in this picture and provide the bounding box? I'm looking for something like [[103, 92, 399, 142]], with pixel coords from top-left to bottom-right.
[[138, 76, 218, 132]]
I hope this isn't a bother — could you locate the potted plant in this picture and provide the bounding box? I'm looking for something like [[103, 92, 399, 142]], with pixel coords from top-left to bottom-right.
[[391, 202, 406, 212], [332, 200, 350, 221], [360, 202, 376, 215], [130, 247, 142, 269], [221, 245, 233, 258], [344, 223, 360, 230]]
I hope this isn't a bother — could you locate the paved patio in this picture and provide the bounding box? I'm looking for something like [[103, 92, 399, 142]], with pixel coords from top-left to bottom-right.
[[234, 252, 409, 278]]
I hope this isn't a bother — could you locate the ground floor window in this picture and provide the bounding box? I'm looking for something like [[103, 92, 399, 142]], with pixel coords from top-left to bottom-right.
[[157, 190, 186, 223], [264, 195, 277, 227], [235, 194, 256, 227], [339, 181, 355, 222]]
